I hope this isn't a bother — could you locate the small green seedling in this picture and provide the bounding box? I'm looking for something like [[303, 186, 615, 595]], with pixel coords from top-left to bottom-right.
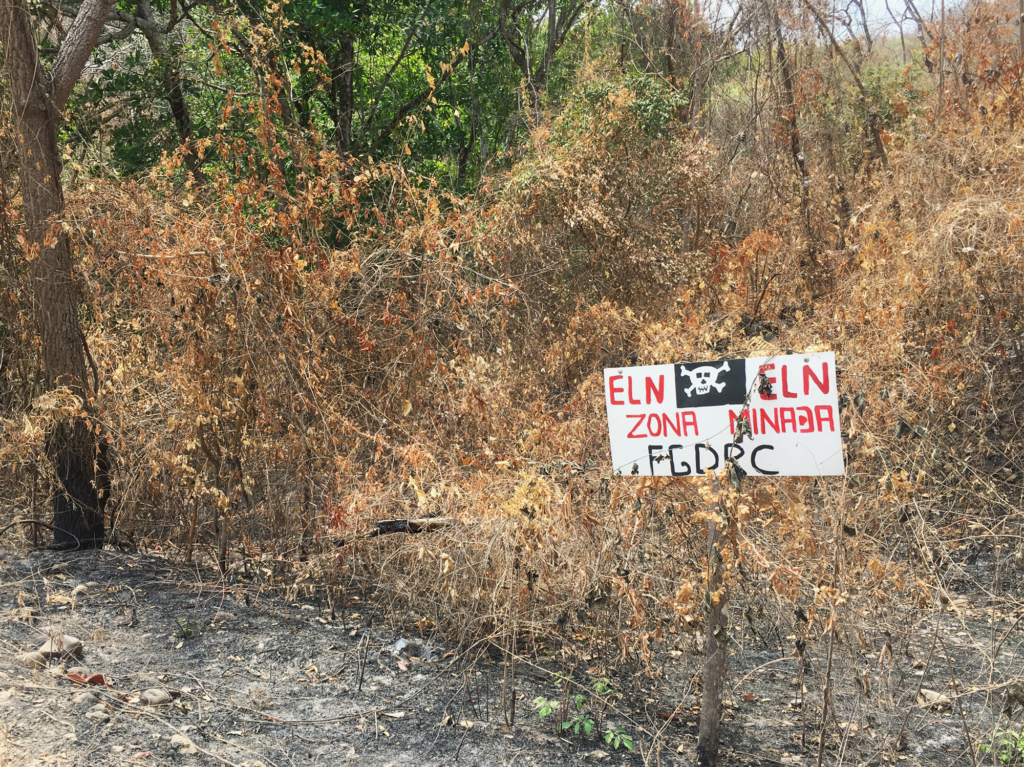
[[173, 616, 204, 638], [560, 694, 595, 735], [532, 696, 559, 719], [533, 678, 633, 751]]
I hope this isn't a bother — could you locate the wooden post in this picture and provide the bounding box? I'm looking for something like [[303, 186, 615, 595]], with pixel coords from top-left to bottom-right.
[[697, 478, 728, 767]]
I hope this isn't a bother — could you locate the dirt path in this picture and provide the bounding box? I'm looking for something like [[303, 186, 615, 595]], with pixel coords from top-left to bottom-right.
[[1, 548, 1018, 766], [0, 550, 651, 766]]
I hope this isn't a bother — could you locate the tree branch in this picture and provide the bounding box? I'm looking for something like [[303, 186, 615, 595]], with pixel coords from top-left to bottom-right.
[[163, 0, 209, 34], [367, 30, 497, 156], [0, 518, 71, 544], [498, 0, 531, 81], [51, 0, 118, 109], [902, 0, 934, 42], [532, 0, 589, 88], [359, 0, 437, 148], [96, 18, 137, 45], [797, 0, 889, 167], [332, 518, 456, 548]]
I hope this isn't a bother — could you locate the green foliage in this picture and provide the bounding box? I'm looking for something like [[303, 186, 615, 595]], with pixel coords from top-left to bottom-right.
[[532, 696, 559, 719], [578, 74, 688, 137], [981, 728, 1024, 766], [560, 693, 595, 736], [64, 50, 172, 175], [861, 61, 926, 128]]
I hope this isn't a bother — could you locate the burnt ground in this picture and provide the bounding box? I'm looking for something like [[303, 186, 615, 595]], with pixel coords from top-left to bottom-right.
[[0, 546, 1021, 767]]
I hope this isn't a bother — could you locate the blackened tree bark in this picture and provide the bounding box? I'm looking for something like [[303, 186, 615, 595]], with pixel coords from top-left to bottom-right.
[[1, 0, 116, 548]]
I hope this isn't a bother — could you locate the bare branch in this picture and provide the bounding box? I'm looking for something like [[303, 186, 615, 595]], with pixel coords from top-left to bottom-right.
[[96, 18, 137, 45], [796, 0, 889, 167], [368, 30, 497, 156]]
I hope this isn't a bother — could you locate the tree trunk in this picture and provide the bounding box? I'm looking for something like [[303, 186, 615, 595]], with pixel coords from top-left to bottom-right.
[[543, 0, 557, 78], [334, 35, 355, 154], [457, 118, 477, 189], [664, 3, 678, 86], [696, 489, 728, 766], [689, 0, 704, 123], [136, 0, 204, 182], [1, 0, 113, 549], [770, 9, 813, 248]]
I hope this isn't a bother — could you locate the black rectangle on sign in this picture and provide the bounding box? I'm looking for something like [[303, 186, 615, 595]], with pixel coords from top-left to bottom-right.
[[675, 359, 746, 408]]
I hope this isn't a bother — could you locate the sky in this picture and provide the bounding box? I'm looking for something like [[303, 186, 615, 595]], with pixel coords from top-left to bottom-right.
[[703, 0, 976, 44]]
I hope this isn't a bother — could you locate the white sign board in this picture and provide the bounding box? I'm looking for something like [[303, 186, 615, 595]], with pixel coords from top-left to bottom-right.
[[604, 352, 844, 477]]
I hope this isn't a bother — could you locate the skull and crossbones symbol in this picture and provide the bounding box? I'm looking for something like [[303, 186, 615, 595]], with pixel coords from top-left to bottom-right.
[[681, 361, 730, 397]]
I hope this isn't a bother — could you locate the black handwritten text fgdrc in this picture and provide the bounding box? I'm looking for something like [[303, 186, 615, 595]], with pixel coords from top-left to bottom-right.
[[647, 442, 781, 476]]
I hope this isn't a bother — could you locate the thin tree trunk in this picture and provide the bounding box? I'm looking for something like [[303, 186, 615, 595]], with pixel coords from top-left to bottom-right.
[[499, 0, 536, 92], [770, 8, 813, 247], [851, 0, 873, 53], [335, 35, 355, 154], [697, 484, 728, 767], [0, 157, 24, 413], [544, 0, 557, 76], [500, 0, 586, 95], [135, 0, 204, 182], [665, 2, 678, 86], [457, 118, 477, 188], [937, 0, 945, 124], [1016, 0, 1023, 129], [884, 0, 907, 65], [797, 0, 888, 168], [1, 0, 114, 549], [689, 0, 704, 122]]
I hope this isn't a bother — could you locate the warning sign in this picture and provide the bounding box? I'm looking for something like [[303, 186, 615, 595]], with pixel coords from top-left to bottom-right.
[[604, 352, 845, 477]]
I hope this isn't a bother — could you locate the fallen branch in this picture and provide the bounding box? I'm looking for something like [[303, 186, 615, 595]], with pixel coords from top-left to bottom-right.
[[0, 518, 60, 537], [239, 705, 391, 725], [332, 518, 456, 548], [0, 518, 85, 550]]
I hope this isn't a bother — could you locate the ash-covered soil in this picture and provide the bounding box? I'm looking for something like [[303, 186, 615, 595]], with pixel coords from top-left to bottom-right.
[[0, 546, 1020, 767]]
